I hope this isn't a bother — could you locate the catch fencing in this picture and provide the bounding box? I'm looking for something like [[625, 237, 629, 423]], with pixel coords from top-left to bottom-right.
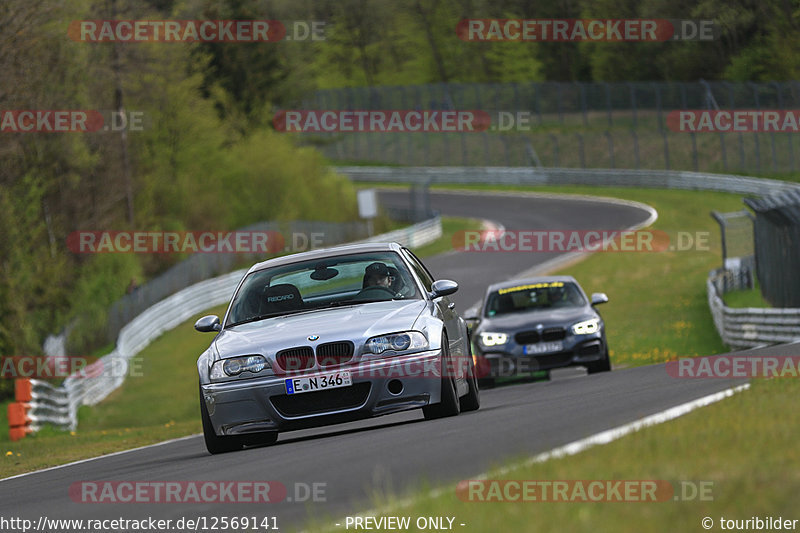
[[8, 216, 441, 438], [291, 81, 800, 173]]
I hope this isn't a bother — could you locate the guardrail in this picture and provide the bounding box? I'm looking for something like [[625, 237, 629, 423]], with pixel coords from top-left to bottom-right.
[[8, 216, 442, 439], [707, 268, 800, 349], [337, 166, 800, 196], [340, 166, 800, 350]]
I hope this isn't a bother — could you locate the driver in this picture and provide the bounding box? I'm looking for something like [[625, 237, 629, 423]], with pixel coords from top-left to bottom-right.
[[363, 262, 393, 288]]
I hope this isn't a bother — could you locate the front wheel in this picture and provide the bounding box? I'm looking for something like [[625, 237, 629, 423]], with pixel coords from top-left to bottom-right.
[[586, 349, 612, 374], [200, 385, 244, 454], [423, 334, 461, 420], [459, 349, 480, 412]]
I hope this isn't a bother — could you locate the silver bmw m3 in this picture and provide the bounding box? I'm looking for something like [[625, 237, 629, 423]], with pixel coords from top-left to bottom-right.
[[195, 242, 480, 454]]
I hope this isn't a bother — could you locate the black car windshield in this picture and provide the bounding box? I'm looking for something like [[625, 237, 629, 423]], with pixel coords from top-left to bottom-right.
[[484, 281, 586, 317], [226, 251, 421, 326]]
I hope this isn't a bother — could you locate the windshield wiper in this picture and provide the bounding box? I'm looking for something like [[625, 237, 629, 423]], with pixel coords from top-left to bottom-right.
[[315, 298, 401, 310]]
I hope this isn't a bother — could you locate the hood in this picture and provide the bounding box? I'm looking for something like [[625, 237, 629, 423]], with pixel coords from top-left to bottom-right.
[[477, 306, 597, 332], [213, 300, 427, 359]]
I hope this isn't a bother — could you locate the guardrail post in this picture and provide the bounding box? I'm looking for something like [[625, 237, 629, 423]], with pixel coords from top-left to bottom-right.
[[575, 133, 585, 169], [549, 134, 559, 167], [604, 131, 615, 169]]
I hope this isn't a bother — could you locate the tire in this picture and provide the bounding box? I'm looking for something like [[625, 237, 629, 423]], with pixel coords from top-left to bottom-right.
[[477, 377, 496, 389], [587, 349, 612, 374], [423, 334, 461, 420], [459, 345, 480, 412], [200, 385, 244, 454]]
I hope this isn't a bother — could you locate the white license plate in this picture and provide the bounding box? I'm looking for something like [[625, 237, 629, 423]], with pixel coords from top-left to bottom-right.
[[285, 371, 352, 395], [524, 341, 563, 355]]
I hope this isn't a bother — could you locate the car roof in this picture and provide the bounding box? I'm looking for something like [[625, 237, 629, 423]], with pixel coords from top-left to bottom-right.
[[486, 275, 579, 294], [247, 241, 405, 273]]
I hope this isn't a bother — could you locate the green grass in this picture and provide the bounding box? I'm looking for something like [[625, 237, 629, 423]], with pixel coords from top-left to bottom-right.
[[0, 216, 477, 476], [377, 182, 745, 366], [0, 305, 228, 479], [303, 378, 800, 533], [723, 283, 771, 308], [539, 186, 741, 366], [414, 216, 486, 258], [0, 185, 762, 485]]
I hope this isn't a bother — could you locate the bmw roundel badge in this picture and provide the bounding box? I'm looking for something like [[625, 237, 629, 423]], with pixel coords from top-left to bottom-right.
[[308, 335, 320, 341]]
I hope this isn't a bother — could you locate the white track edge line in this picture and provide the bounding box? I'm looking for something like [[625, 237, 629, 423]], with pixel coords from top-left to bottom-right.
[[0, 433, 201, 483], [313, 383, 750, 530]]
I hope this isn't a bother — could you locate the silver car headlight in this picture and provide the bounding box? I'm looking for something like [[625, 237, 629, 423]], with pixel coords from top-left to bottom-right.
[[364, 331, 428, 356], [572, 318, 600, 335], [210, 355, 270, 379], [479, 332, 508, 347]]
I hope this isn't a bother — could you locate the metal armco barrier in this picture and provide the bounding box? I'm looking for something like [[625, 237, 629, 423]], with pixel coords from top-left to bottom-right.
[[7, 379, 73, 440], [707, 269, 800, 349], [337, 166, 800, 196], [10, 216, 441, 439]]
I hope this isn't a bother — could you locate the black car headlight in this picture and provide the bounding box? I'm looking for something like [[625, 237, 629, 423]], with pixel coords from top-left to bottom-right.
[[571, 318, 600, 335], [210, 355, 270, 379], [364, 331, 428, 356]]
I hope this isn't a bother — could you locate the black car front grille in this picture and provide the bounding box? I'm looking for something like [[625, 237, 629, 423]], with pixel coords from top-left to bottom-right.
[[316, 341, 355, 367], [542, 327, 567, 341], [515, 327, 567, 344], [515, 330, 540, 345], [271, 382, 371, 417], [275, 347, 315, 372]]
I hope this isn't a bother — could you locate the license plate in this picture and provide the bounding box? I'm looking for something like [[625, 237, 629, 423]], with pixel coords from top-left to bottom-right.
[[524, 341, 563, 355], [285, 371, 352, 395]]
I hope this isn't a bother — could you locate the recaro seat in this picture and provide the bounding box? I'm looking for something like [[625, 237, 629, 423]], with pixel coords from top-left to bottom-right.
[[261, 284, 304, 314]]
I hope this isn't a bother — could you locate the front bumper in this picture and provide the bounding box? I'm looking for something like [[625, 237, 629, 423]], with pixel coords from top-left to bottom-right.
[[200, 349, 443, 436], [475, 335, 605, 377]]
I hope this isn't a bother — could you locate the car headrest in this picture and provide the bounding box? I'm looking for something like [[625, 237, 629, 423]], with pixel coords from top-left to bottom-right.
[[262, 284, 303, 313]]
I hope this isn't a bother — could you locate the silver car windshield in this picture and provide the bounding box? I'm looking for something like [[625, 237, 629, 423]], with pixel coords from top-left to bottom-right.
[[485, 281, 586, 317], [226, 252, 421, 326]]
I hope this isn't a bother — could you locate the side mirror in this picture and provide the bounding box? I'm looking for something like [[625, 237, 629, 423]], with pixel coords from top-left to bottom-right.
[[591, 293, 609, 306], [194, 315, 221, 332], [430, 279, 458, 299]]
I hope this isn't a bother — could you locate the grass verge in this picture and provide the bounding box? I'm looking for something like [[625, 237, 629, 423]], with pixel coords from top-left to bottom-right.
[[723, 283, 771, 308], [417, 183, 746, 366], [0, 186, 761, 487], [303, 378, 800, 533], [0, 216, 477, 476]]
